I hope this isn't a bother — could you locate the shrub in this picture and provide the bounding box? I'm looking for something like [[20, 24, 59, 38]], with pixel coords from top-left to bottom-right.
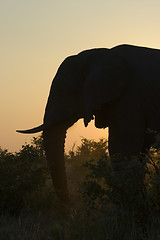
[[0, 136, 48, 215], [65, 138, 108, 202], [82, 134, 160, 230]]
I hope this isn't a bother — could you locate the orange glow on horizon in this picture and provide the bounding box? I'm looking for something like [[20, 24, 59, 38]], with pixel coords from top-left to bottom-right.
[[1, 1, 160, 152]]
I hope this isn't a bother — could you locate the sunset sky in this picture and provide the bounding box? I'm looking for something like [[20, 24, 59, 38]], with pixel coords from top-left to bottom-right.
[[1, 0, 160, 153]]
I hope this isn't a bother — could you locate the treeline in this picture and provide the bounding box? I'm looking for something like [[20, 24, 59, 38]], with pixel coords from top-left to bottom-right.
[[1, 135, 160, 239], [0, 136, 108, 215]]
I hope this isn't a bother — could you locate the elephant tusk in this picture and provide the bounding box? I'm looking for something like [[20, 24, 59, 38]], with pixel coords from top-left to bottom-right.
[[16, 124, 45, 134]]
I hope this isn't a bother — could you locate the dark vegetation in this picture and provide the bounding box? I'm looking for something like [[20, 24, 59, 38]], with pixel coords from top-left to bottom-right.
[[1, 135, 160, 239]]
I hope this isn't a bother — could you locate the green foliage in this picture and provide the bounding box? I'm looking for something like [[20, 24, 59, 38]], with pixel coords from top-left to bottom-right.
[[82, 134, 160, 232], [1, 134, 160, 239], [67, 137, 107, 163], [0, 135, 49, 215], [83, 155, 146, 207], [65, 138, 107, 202]]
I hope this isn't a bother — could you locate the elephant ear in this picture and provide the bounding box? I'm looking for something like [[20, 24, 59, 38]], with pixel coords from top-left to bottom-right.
[[83, 54, 129, 127]]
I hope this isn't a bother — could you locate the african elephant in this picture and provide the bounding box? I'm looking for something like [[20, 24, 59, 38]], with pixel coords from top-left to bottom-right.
[[17, 44, 160, 203]]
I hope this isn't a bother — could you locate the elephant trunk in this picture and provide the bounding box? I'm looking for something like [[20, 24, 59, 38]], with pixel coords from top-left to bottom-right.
[[43, 124, 69, 204]]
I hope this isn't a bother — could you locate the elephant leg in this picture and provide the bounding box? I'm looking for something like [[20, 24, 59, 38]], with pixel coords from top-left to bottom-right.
[[108, 115, 146, 157], [108, 118, 146, 188]]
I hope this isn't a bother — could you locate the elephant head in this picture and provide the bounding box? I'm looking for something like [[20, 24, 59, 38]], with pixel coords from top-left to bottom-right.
[[17, 48, 130, 203]]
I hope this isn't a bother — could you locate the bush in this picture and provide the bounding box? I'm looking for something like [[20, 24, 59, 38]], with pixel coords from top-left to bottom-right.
[[65, 138, 108, 202], [82, 134, 160, 231], [1, 135, 160, 239], [0, 136, 49, 215]]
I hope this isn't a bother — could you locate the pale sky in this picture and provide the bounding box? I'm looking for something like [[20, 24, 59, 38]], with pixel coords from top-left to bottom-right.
[[1, 0, 160, 153]]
